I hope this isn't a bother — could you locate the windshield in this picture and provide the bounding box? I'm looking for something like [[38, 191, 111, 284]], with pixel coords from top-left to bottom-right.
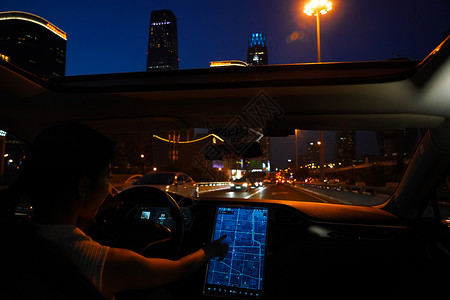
[[105, 128, 422, 206], [1, 1, 449, 207], [234, 178, 248, 183]]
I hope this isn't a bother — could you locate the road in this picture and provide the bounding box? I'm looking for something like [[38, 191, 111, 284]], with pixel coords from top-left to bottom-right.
[[200, 184, 341, 204]]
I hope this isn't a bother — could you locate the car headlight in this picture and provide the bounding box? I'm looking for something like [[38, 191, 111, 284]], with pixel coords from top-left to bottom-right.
[[230, 183, 235, 187], [243, 183, 248, 187]]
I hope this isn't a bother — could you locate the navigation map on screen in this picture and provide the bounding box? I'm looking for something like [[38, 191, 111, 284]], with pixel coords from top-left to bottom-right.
[[204, 206, 268, 299]]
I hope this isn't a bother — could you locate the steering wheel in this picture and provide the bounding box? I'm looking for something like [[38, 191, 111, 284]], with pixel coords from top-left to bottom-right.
[[93, 186, 185, 259]]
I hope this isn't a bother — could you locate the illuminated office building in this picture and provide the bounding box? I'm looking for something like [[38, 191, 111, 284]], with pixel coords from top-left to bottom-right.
[[247, 33, 268, 66], [377, 129, 421, 160], [336, 131, 355, 166], [146, 10, 179, 71], [0, 11, 66, 78], [306, 141, 321, 166]]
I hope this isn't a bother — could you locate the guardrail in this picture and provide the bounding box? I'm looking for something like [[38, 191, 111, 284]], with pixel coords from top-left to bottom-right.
[[295, 182, 450, 205], [296, 182, 395, 197], [197, 182, 230, 194]]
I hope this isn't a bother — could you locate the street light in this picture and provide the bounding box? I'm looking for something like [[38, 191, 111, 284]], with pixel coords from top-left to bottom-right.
[[295, 129, 300, 170], [303, 0, 333, 63], [303, 0, 332, 180]]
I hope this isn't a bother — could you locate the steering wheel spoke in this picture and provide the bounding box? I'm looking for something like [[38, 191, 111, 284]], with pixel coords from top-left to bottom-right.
[[92, 186, 185, 259]]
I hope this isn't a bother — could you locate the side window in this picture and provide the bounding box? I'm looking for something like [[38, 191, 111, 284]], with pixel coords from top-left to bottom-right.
[[422, 174, 450, 224], [0, 130, 28, 189]]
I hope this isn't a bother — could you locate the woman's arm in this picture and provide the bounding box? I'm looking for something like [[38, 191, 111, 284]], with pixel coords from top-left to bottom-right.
[[101, 236, 228, 299]]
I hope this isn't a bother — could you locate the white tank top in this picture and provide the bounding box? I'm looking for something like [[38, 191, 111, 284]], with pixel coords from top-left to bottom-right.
[[33, 223, 109, 292]]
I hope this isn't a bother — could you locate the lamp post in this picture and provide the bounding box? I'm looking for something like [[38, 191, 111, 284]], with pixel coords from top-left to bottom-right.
[[303, 0, 332, 63], [303, 1, 332, 180]]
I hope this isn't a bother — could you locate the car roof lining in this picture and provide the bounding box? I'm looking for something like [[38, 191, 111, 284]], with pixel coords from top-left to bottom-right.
[[1, 36, 450, 142]]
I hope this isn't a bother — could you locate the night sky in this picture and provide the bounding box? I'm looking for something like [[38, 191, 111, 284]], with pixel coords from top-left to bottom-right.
[[4, 0, 450, 75], [3, 0, 450, 169]]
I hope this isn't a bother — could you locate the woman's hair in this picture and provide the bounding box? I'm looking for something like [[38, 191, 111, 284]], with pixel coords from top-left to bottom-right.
[[8, 122, 115, 212]]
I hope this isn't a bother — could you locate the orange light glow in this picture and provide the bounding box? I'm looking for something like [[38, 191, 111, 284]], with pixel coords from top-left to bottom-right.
[[46, 23, 67, 40], [210, 60, 248, 67], [303, 0, 332, 16]]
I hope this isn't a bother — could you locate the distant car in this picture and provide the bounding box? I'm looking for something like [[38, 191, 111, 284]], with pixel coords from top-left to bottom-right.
[[230, 178, 250, 191], [276, 178, 286, 185], [326, 178, 341, 185], [248, 178, 263, 188], [131, 172, 198, 198]]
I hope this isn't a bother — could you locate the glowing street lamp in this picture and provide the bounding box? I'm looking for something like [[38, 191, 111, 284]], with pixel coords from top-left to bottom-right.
[[303, 0, 332, 16], [303, 0, 331, 180], [303, 0, 333, 63]]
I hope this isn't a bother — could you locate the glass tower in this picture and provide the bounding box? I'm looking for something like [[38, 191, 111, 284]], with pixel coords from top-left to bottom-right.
[[336, 131, 356, 166], [0, 11, 66, 79], [146, 10, 179, 71], [247, 33, 268, 66]]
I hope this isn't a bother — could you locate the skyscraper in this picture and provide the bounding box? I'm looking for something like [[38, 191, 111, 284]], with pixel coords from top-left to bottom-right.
[[336, 131, 356, 166], [377, 129, 421, 160], [247, 33, 268, 66], [306, 141, 321, 166], [146, 10, 179, 71], [0, 11, 66, 79]]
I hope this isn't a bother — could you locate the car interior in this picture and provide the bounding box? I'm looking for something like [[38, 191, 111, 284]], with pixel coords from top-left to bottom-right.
[[1, 31, 450, 299]]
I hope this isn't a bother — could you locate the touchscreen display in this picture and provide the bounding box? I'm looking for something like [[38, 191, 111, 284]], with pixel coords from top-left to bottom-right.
[[204, 206, 268, 299]]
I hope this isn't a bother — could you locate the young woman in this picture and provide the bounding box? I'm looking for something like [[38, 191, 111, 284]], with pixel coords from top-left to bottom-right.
[[12, 123, 228, 299]]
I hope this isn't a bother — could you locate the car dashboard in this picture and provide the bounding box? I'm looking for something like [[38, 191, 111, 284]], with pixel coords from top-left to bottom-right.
[[132, 193, 450, 298]]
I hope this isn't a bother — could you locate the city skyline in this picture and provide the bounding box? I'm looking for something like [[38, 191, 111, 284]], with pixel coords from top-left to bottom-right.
[[3, 0, 449, 76]]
